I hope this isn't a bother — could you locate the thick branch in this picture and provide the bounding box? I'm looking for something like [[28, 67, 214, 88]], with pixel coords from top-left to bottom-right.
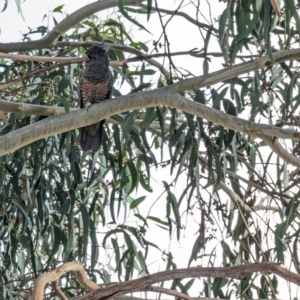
[[70, 262, 300, 300], [28, 262, 300, 300], [28, 262, 100, 300], [0, 53, 83, 63], [257, 134, 300, 168], [165, 48, 300, 93], [1, 92, 300, 156], [52, 281, 68, 300], [0, 99, 76, 116], [143, 286, 213, 300]]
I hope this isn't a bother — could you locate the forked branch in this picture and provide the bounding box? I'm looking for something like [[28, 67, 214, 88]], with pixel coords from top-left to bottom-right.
[[28, 262, 300, 300]]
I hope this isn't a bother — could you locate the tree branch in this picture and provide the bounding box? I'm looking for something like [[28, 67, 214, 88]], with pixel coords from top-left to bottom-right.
[[0, 42, 171, 82], [138, 3, 218, 33], [0, 99, 76, 116], [198, 153, 280, 212], [165, 48, 300, 93], [28, 261, 300, 300], [143, 286, 200, 300], [0, 59, 79, 91], [0, 52, 124, 66], [0, 56, 123, 92], [197, 154, 252, 212], [0, 0, 146, 53], [225, 168, 287, 201], [69, 262, 300, 300], [56, 41, 171, 80], [106, 43, 170, 80], [1, 92, 300, 156], [52, 281, 68, 300], [257, 134, 300, 168], [28, 262, 100, 300]]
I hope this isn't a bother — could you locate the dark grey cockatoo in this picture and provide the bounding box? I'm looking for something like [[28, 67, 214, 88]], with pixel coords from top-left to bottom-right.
[[77, 45, 113, 152]]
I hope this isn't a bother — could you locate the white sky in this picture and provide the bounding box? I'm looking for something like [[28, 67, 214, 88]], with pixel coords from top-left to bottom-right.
[[0, 0, 84, 42]]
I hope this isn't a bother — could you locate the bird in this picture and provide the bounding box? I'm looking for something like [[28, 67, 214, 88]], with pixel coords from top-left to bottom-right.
[[77, 45, 113, 152]]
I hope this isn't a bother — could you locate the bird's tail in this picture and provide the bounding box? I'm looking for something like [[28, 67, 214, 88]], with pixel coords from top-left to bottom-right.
[[77, 120, 105, 152]]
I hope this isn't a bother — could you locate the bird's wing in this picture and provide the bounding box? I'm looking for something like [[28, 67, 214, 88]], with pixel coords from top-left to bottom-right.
[[106, 71, 113, 99]]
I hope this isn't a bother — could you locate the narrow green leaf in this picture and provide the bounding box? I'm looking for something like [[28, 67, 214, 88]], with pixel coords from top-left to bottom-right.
[[212, 87, 228, 110], [46, 226, 61, 266], [148, 216, 169, 226], [219, 7, 230, 43], [236, 12, 259, 43], [130, 196, 146, 209], [204, 30, 211, 53], [14, 0, 25, 20], [65, 212, 74, 261], [53, 4, 64, 13], [103, 229, 124, 248], [130, 69, 156, 76], [111, 238, 121, 273], [118, 0, 151, 33], [1, 0, 8, 12], [167, 191, 181, 240], [80, 204, 90, 259], [130, 82, 151, 93], [57, 76, 70, 96], [285, 0, 300, 33], [263, 0, 274, 62], [203, 59, 209, 75], [146, 0, 152, 21], [119, 224, 145, 247], [123, 110, 139, 145], [140, 107, 155, 131], [140, 173, 153, 193], [169, 123, 187, 148], [274, 222, 285, 263], [90, 220, 98, 270], [110, 188, 117, 224]]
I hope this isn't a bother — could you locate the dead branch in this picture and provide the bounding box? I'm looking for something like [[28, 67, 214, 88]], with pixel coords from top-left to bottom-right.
[[52, 281, 68, 300], [29, 262, 300, 300], [28, 262, 100, 300]]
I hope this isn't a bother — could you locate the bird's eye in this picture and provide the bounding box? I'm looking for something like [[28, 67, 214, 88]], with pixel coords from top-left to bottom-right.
[[93, 56, 96, 59]]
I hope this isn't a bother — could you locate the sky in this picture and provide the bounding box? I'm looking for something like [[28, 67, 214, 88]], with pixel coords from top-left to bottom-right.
[[0, 0, 84, 42]]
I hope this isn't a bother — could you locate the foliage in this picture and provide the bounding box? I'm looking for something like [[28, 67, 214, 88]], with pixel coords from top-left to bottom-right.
[[1, 0, 300, 299]]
